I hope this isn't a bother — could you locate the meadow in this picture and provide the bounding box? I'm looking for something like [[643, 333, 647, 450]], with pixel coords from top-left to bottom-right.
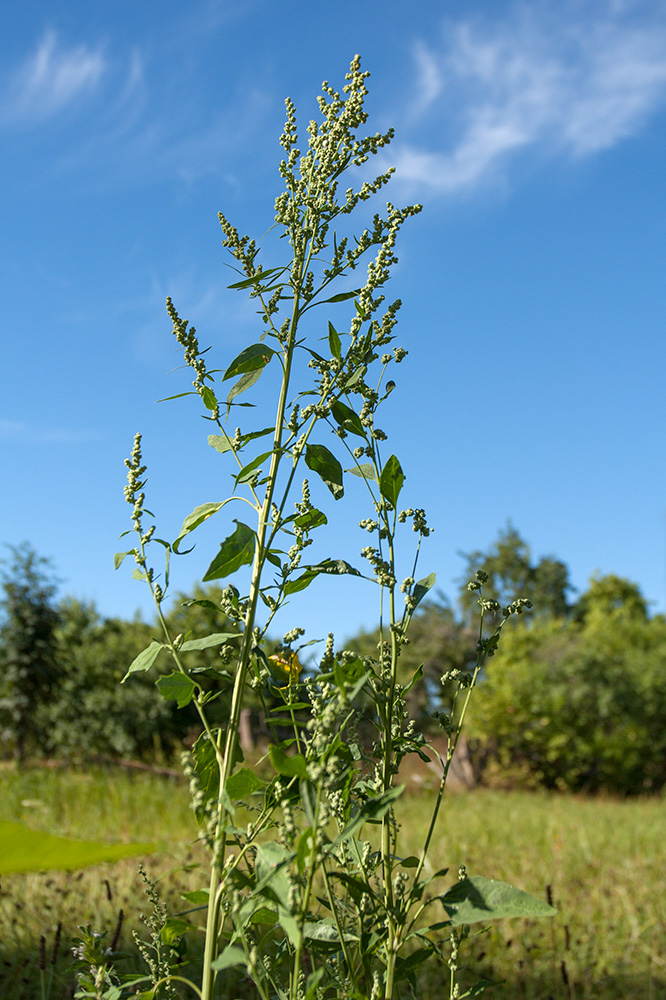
[[0, 766, 663, 1000]]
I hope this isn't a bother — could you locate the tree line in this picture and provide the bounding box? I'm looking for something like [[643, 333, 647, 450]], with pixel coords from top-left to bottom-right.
[[1, 527, 664, 794]]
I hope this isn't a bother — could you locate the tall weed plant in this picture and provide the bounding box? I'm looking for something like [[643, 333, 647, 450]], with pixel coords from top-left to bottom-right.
[[112, 57, 555, 1000]]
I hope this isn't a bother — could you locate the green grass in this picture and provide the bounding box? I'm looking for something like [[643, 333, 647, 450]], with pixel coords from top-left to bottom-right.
[[0, 766, 663, 999]]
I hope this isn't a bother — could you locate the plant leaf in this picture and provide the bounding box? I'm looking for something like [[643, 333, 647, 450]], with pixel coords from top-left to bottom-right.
[[269, 744, 309, 780], [305, 444, 344, 499], [202, 386, 218, 411], [328, 322, 341, 359], [113, 550, 136, 570], [203, 521, 255, 581], [441, 876, 558, 926], [173, 501, 226, 553], [226, 768, 265, 799], [222, 344, 274, 382], [331, 400, 365, 437], [334, 785, 405, 846], [235, 451, 272, 486], [179, 631, 241, 651], [121, 640, 164, 682], [346, 462, 376, 481], [225, 368, 263, 415], [0, 819, 155, 873], [412, 572, 436, 611], [211, 945, 248, 972], [379, 454, 404, 505], [227, 266, 287, 290], [155, 671, 196, 709]]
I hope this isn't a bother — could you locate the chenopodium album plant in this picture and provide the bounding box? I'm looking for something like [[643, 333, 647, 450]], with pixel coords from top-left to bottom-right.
[[117, 57, 555, 1000]]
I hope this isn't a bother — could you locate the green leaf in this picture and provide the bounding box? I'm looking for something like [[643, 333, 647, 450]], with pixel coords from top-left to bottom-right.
[[222, 344, 274, 382], [283, 571, 318, 597], [113, 550, 136, 570], [227, 266, 287, 290], [211, 945, 248, 972], [155, 671, 196, 709], [173, 501, 225, 553], [255, 842, 292, 908], [121, 640, 164, 682], [191, 729, 242, 811], [346, 462, 377, 481], [400, 856, 421, 868], [303, 918, 358, 943], [319, 288, 361, 304], [225, 368, 263, 414], [160, 917, 190, 946], [305, 444, 344, 499], [316, 558, 361, 577], [180, 889, 210, 906], [202, 386, 218, 411], [412, 572, 436, 611], [203, 521, 255, 581], [269, 744, 309, 780], [226, 768, 265, 799], [293, 508, 327, 530], [235, 450, 272, 486], [179, 631, 241, 651], [379, 454, 404, 505], [207, 433, 235, 453], [334, 785, 405, 846], [331, 400, 365, 437], [403, 664, 424, 695], [441, 876, 558, 926], [0, 819, 155, 873], [328, 322, 341, 359]]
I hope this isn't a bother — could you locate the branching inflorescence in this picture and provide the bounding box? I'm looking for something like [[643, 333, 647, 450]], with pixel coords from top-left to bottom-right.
[[115, 56, 554, 1000]]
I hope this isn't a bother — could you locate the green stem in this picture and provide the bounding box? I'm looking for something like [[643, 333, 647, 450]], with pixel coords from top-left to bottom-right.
[[200, 275, 304, 1000]]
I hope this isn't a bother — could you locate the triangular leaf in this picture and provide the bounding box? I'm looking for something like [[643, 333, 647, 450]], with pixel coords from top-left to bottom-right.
[[346, 462, 376, 481], [222, 344, 274, 382], [441, 876, 557, 926], [122, 640, 164, 682], [173, 502, 225, 553], [203, 521, 256, 581], [155, 671, 196, 709]]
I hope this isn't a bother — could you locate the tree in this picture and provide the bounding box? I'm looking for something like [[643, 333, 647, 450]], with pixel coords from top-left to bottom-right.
[[458, 523, 572, 621], [0, 543, 61, 762], [49, 599, 185, 760], [467, 574, 666, 793]]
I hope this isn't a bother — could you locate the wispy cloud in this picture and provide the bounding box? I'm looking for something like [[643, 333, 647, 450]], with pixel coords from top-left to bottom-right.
[[391, 2, 666, 194], [0, 419, 100, 444], [1, 30, 106, 124]]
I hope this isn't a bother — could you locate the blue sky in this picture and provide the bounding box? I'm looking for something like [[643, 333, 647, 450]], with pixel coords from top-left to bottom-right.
[[2, 0, 666, 644]]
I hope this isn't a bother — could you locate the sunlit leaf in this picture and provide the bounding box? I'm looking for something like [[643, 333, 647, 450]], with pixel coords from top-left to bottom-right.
[[331, 400, 365, 437], [203, 521, 255, 581], [441, 876, 557, 926], [0, 820, 155, 874], [223, 344, 275, 382], [305, 444, 344, 499], [379, 454, 404, 505], [155, 671, 196, 709], [121, 640, 164, 682], [346, 462, 376, 481]]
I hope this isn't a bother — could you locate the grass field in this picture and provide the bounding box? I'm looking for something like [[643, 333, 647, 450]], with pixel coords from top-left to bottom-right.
[[0, 765, 663, 999]]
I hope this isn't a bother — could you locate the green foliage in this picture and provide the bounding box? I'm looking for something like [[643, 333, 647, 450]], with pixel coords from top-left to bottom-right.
[[468, 576, 666, 793], [0, 542, 62, 762], [47, 600, 187, 760], [115, 57, 549, 1000]]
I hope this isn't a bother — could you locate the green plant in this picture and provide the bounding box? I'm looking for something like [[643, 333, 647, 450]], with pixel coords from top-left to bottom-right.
[[117, 56, 555, 1000], [468, 575, 666, 794], [0, 542, 62, 762]]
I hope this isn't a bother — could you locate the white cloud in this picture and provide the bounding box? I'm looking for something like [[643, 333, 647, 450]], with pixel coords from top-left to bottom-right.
[[2, 30, 105, 123], [0, 418, 99, 444], [392, 2, 666, 194]]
